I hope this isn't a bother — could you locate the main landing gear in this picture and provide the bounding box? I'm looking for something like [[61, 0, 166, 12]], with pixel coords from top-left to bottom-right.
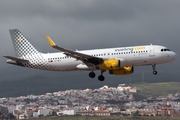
[[89, 71, 105, 81], [89, 71, 95, 78], [152, 64, 157, 75]]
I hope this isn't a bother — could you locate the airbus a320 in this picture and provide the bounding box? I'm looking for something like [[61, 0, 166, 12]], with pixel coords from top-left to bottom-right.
[[4, 29, 178, 81]]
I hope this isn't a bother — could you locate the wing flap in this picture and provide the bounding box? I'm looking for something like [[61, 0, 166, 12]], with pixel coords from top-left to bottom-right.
[[3, 56, 29, 62]]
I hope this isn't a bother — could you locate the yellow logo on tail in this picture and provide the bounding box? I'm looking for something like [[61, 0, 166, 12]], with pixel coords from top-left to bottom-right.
[[18, 37, 23, 41]]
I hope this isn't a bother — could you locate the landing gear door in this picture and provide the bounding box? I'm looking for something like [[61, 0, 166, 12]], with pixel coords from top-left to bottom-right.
[[149, 45, 155, 57]]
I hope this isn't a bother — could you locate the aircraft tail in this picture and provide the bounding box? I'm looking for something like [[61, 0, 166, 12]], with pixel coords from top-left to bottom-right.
[[9, 29, 40, 57]]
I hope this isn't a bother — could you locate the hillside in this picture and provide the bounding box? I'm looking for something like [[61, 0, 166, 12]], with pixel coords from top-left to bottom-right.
[[0, 73, 180, 99], [0, 74, 126, 98], [132, 82, 180, 99]]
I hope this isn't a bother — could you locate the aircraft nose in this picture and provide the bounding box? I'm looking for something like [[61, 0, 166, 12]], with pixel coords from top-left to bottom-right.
[[172, 52, 178, 60]]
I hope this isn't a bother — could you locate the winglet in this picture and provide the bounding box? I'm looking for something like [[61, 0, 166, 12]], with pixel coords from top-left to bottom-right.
[[46, 36, 56, 47]]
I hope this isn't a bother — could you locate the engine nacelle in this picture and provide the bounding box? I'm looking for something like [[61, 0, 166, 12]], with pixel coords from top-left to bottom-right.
[[98, 58, 127, 70], [98, 59, 120, 70], [109, 66, 134, 75]]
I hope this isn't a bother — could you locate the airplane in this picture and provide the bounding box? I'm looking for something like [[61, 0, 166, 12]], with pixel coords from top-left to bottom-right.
[[3, 29, 177, 81]]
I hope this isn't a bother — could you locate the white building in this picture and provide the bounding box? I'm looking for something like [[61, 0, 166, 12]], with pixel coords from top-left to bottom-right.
[[38, 109, 52, 116], [19, 114, 26, 120], [62, 110, 75, 115], [16, 105, 25, 110], [33, 112, 38, 117], [8, 105, 16, 113]]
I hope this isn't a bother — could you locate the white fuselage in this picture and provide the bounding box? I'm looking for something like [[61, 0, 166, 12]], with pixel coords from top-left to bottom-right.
[[6, 29, 178, 81], [38, 45, 177, 71]]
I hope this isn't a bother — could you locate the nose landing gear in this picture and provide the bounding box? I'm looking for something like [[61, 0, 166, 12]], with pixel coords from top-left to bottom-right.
[[152, 64, 157, 75]]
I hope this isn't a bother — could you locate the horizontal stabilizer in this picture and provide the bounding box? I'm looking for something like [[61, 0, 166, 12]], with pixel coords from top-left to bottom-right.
[[3, 56, 29, 62]]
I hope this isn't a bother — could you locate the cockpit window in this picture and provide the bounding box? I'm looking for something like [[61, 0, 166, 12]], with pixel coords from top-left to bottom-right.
[[161, 48, 171, 52]]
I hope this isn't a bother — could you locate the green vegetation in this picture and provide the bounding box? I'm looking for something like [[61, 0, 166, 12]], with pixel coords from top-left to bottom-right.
[[132, 93, 147, 101], [132, 82, 180, 99], [28, 116, 180, 120]]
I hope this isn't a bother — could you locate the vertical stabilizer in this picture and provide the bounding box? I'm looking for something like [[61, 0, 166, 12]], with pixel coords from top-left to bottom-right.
[[9, 29, 40, 57]]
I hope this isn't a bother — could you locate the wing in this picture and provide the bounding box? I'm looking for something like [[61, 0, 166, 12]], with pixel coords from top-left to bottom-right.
[[46, 36, 103, 66]]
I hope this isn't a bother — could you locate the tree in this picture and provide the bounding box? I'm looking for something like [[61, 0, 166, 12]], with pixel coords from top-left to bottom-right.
[[7, 113, 16, 119], [133, 110, 139, 116]]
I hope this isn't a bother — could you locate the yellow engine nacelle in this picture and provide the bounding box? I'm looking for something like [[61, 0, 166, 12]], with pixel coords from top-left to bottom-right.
[[109, 66, 134, 75], [98, 59, 120, 70]]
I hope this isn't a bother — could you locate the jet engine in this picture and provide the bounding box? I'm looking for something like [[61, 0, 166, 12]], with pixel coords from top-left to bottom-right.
[[98, 59, 120, 70], [109, 66, 134, 75], [98, 58, 127, 70]]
